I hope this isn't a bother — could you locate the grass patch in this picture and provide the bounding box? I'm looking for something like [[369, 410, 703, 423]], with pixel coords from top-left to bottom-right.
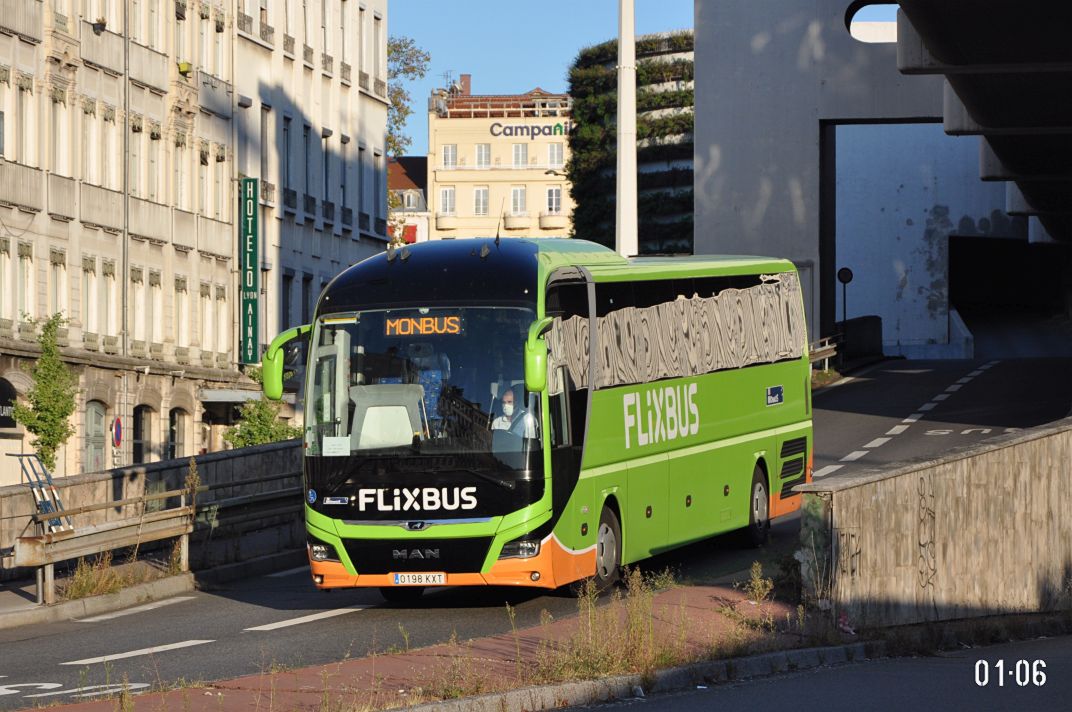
[[811, 368, 841, 389]]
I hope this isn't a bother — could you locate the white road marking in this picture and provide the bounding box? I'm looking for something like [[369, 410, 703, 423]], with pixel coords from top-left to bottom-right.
[[244, 606, 367, 632], [981, 361, 999, 369], [968, 370, 984, 377], [864, 437, 891, 448], [945, 384, 962, 392], [76, 597, 195, 623], [61, 640, 214, 666], [933, 394, 950, 401], [956, 377, 973, 385], [903, 413, 923, 423], [886, 424, 910, 436], [266, 566, 309, 578], [25, 683, 152, 699], [813, 465, 843, 478], [841, 451, 868, 462], [919, 403, 937, 411]]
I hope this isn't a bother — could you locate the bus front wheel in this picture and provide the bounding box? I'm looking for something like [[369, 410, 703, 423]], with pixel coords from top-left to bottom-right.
[[379, 586, 425, 604], [746, 465, 771, 547], [594, 506, 622, 591]]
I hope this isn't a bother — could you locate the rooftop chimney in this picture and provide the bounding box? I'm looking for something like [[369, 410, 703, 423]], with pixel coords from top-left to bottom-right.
[[459, 74, 471, 96]]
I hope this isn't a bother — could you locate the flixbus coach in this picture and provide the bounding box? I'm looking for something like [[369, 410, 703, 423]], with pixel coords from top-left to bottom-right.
[[261, 238, 812, 601]]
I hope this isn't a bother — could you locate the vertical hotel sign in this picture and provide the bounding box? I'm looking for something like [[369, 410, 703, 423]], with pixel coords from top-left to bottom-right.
[[239, 178, 259, 364]]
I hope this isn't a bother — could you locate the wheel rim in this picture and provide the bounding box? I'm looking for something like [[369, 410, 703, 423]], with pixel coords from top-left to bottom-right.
[[596, 521, 617, 579], [752, 482, 768, 527]]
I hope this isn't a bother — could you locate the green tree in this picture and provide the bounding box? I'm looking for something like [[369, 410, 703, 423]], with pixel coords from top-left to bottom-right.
[[12, 313, 78, 472], [386, 35, 431, 158], [223, 367, 301, 448]]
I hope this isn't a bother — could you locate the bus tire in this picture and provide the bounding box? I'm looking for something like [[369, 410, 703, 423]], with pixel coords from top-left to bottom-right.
[[594, 506, 622, 591], [379, 586, 425, 604], [747, 465, 770, 547]]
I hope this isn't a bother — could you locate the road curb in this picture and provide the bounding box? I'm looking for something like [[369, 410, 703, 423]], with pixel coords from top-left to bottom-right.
[[0, 572, 194, 631], [406, 640, 886, 712]]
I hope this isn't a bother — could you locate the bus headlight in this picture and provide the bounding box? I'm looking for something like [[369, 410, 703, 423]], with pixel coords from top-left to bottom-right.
[[498, 538, 540, 559], [309, 539, 340, 562]]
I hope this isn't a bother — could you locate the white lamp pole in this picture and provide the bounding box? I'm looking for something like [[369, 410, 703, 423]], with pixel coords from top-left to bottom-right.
[[615, 0, 639, 258]]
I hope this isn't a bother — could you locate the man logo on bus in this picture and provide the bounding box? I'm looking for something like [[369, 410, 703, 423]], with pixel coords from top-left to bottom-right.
[[622, 383, 700, 449], [357, 486, 478, 512]]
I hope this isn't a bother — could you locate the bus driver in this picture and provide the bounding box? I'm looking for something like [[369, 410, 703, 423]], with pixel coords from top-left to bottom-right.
[[491, 387, 537, 439]]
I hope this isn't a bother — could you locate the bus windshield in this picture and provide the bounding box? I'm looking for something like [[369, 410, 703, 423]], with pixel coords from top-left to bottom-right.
[[304, 306, 541, 470]]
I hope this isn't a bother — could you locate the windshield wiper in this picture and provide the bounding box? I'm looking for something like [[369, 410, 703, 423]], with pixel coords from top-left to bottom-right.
[[455, 468, 516, 491]]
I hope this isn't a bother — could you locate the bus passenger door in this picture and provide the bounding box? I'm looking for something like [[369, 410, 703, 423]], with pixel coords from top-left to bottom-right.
[[624, 455, 669, 562]]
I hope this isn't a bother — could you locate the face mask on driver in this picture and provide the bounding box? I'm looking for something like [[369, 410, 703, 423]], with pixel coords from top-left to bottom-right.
[[502, 403, 515, 417]]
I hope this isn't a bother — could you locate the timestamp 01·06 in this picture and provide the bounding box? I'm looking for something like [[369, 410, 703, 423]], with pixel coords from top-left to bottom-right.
[[974, 659, 1046, 687]]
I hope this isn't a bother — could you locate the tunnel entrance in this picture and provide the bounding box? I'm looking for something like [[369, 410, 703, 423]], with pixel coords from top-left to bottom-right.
[[949, 236, 1072, 358]]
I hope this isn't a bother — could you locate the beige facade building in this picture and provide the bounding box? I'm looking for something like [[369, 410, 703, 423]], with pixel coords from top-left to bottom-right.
[[426, 75, 573, 240], [0, 0, 387, 486]]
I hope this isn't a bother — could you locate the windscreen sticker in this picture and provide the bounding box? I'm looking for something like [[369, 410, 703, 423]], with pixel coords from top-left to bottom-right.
[[766, 385, 784, 406], [322, 436, 350, 456]]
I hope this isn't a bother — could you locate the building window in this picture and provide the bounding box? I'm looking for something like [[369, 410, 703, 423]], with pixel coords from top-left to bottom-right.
[[339, 0, 346, 61], [48, 252, 66, 317], [85, 400, 107, 473], [166, 408, 187, 460], [340, 141, 348, 209], [403, 191, 417, 210], [198, 149, 208, 215], [301, 274, 312, 324], [81, 258, 96, 333], [282, 116, 292, 188], [151, 274, 163, 343], [132, 404, 152, 464], [260, 105, 270, 180], [475, 143, 490, 169], [102, 263, 116, 336], [51, 99, 69, 176], [511, 186, 526, 215], [216, 287, 228, 358], [357, 144, 365, 212], [302, 124, 311, 194], [373, 151, 383, 219], [148, 133, 160, 201], [281, 273, 293, 329], [322, 136, 330, 202], [131, 271, 146, 341], [512, 143, 527, 168], [373, 14, 382, 77], [174, 279, 188, 346], [147, 0, 157, 47], [213, 154, 223, 219], [547, 186, 562, 214], [17, 246, 33, 320], [129, 128, 141, 197], [173, 142, 186, 208], [358, 6, 365, 69], [474, 186, 489, 216], [439, 186, 455, 215], [200, 284, 214, 352], [16, 84, 29, 165], [549, 142, 564, 168], [442, 144, 457, 169]]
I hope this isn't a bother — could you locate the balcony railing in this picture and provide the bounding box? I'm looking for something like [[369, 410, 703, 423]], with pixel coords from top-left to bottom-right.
[[283, 34, 295, 55], [198, 70, 232, 117], [321, 53, 333, 73], [47, 174, 76, 220], [51, 9, 69, 34], [237, 12, 253, 34], [303, 44, 314, 65], [283, 188, 297, 212], [358, 71, 370, 91], [359, 212, 370, 231], [341, 206, 353, 228], [374, 78, 387, 98], [322, 200, 335, 223], [0, 0, 43, 42], [0, 162, 45, 212], [259, 23, 274, 45], [340, 62, 351, 83], [129, 197, 170, 243], [80, 183, 123, 231], [197, 215, 230, 258], [130, 41, 169, 92], [80, 21, 124, 73], [172, 209, 197, 251], [303, 193, 316, 215], [261, 180, 276, 204]]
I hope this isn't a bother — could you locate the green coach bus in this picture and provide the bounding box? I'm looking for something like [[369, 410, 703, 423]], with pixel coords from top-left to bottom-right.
[[261, 238, 812, 601]]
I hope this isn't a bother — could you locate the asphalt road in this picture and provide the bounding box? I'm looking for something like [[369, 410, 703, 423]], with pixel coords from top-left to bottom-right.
[[0, 357, 1069, 707], [567, 635, 1072, 712]]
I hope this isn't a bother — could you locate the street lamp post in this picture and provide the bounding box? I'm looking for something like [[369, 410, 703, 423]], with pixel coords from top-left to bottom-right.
[[616, 0, 638, 258]]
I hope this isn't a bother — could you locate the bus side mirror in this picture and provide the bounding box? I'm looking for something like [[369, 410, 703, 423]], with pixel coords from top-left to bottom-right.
[[524, 317, 554, 393], [262, 324, 311, 400]]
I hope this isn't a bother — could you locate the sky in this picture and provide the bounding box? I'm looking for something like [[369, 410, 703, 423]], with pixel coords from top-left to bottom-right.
[[387, 2, 898, 157], [388, 0, 695, 157]]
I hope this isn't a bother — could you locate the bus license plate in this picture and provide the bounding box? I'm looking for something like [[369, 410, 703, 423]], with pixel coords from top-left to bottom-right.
[[392, 572, 445, 586]]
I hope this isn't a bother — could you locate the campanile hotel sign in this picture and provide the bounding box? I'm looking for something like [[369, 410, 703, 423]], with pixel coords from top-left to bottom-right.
[[239, 177, 259, 364]]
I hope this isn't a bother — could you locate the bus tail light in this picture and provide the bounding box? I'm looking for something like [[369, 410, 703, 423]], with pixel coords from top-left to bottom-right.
[[499, 538, 540, 559]]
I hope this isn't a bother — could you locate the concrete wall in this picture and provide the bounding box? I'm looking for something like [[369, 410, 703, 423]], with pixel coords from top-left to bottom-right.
[[0, 441, 302, 581], [798, 420, 1072, 628], [835, 123, 1023, 358], [694, 0, 944, 337]]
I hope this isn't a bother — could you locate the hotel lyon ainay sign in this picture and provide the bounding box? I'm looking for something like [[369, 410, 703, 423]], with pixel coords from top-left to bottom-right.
[[239, 178, 259, 365]]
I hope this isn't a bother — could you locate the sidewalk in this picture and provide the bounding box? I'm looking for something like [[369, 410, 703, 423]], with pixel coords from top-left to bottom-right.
[[44, 579, 833, 712]]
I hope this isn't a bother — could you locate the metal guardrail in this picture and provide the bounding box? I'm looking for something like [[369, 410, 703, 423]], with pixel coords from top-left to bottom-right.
[[809, 336, 838, 370]]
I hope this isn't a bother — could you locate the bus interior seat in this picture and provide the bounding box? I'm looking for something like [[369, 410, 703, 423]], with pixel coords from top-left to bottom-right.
[[349, 384, 425, 449]]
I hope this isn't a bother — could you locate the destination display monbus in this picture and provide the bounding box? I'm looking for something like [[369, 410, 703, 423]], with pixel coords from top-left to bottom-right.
[[261, 238, 812, 601]]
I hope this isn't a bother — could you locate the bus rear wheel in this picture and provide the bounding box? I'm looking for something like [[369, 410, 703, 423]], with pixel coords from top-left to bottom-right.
[[379, 586, 425, 604], [594, 506, 622, 591], [746, 465, 770, 547]]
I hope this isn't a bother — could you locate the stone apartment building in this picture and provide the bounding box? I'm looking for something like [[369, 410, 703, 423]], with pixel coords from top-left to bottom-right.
[[0, 0, 388, 485]]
